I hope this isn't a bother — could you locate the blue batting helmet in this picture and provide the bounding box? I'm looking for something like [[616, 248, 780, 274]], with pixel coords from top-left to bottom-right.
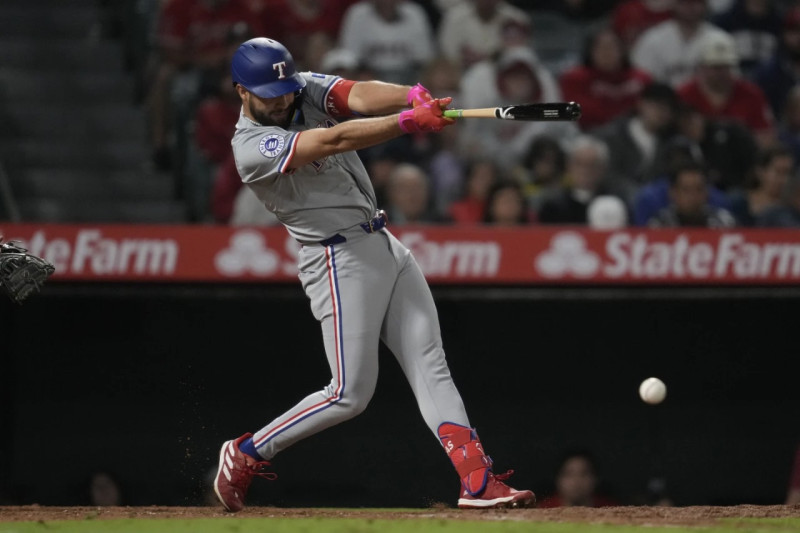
[[231, 38, 306, 98]]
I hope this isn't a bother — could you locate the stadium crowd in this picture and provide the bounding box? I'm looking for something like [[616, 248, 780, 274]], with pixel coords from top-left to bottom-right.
[[123, 0, 800, 228]]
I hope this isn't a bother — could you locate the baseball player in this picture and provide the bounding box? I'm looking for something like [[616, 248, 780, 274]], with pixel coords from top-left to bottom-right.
[[213, 37, 535, 511]]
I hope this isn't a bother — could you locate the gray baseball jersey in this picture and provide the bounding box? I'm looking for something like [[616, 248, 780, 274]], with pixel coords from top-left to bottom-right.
[[232, 72, 377, 244], [231, 73, 470, 460]]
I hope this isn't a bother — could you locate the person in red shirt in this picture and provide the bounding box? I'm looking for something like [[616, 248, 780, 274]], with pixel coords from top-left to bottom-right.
[[448, 160, 499, 224], [612, 0, 675, 50], [560, 28, 653, 131], [190, 65, 242, 221], [148, 0, 261, 169], [677, 31, 776, 147], [259, 0, 357, 70]]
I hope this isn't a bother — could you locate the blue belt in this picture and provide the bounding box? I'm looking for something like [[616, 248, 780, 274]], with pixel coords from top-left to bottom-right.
[[319, 210, 387, 247]]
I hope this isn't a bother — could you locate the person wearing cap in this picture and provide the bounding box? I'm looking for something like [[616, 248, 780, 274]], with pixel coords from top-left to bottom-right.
[[752, 7, 800, 117], [438, 0, 531, 69], [338, 0, 435, 84], [711, 0, 782, 76], [677, 31, 776, 146], [593, 82, 681, 197], [458, 45, 577, 168], [632, 0, 734, 87], [559, 28, 653, 130]]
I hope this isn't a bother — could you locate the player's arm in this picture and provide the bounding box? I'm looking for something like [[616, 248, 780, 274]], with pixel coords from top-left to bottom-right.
[[346, 81, 434, 116], [287, 97, 452, 170]]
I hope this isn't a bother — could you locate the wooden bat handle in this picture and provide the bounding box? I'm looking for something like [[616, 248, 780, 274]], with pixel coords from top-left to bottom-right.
[[443, 108, 497, 119]]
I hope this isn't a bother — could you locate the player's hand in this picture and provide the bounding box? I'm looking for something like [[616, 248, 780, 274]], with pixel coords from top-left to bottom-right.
[[398, 97, 454, 133], [407, 83, 433, 108]]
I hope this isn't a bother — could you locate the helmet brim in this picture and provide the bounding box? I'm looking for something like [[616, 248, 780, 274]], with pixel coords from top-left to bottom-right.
[[248, 73, 306, 99]]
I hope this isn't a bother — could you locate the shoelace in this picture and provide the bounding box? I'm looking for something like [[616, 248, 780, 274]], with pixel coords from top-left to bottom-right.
[[248, 460, 278, 481], [493, 469, 515, 482]]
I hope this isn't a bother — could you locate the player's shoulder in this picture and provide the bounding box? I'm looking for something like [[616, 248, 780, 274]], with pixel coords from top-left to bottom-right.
[[232, 122, 291, 159], [300, 71, 340, 87], [300, 72, 344, 111]]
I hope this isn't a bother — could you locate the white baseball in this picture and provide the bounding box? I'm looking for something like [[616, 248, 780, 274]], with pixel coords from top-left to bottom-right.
[[639, 377, 667, 404]]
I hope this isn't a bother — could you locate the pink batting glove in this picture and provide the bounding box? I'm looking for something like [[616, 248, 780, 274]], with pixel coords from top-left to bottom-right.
[[398, 97, 454, 133], [407, 83, 433, 108]]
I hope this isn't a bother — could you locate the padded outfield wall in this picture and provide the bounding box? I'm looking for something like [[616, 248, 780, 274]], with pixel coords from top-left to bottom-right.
[[1, 282, 797, 508]]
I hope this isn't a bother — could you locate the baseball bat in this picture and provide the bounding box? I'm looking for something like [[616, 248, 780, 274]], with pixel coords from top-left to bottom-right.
[[443, 102, 581, 122]]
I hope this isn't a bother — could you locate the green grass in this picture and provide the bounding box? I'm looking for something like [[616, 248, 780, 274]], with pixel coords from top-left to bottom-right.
[[1, 517, 799, 533]]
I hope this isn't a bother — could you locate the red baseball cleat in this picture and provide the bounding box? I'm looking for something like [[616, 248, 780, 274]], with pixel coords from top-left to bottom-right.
[[457, 470, 536, 509], [213, 433, 276, 512]]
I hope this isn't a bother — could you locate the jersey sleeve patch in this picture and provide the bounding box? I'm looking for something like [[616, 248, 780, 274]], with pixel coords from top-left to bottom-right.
[[258, 134, 286, 158]]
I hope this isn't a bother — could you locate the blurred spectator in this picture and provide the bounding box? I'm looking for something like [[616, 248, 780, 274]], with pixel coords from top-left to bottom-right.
[[587, 195, 629, 229], [677, 102, 758, 190], [787, 444, 800, 505], [212, 154, 243, 223], [147, 0, 259, 169], [648, 162, 737, 226], [260, 0, 354, 70], [88, 471, 122, 507], [421, 56, 463, 103], [437, 0, 531, 70], [560, 28, 653, 131], [712, 0, 782, 76], [778, 86, 800, 166], [677, 32, 776, 147], [459, 46, 576, 168], [632, 137, 731, 224], [418, 56, 465, 216], [593, 82, 680, 197], [728, 146, 793, 225], [385, 164, 439, 224], [426, 128, 465, 217], [449, 159, 498, 223], [338, 0, 435, 84], [483, 180, 530, 225], [538, 451, 617, 508], [193, 71, 239, 166], [632, 0, 733, 87], [514, 136, 567, 211], [538, 135, 621, 224], [184, 73, 240, 221], [319, 48, 362, 79], [752, 7, 800, 117], [361, 139, 410, 206], [755, 171, 800, 226], [612, 0, 675, 50]]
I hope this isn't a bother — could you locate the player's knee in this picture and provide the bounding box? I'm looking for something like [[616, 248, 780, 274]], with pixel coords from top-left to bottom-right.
[[335, 385, 375, 419]]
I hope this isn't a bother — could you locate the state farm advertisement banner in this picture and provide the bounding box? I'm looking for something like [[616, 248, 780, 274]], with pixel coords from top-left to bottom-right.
[[1, 224, 800, 284]]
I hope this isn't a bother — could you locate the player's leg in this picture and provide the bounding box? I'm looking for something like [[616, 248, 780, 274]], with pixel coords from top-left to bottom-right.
[[379, 231, 535, 509], [214, 238, 393, 511], [251, 241, 394, 459]]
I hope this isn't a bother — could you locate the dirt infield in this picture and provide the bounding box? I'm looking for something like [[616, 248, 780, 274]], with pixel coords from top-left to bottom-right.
[[1, 505, 799, 525]]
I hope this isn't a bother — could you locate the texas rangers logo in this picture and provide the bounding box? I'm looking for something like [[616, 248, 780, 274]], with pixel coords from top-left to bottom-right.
[[259, 134, 285, 158], [273, 61, 287, 79]]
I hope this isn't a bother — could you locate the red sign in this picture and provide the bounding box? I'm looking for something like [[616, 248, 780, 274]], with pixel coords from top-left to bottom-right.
[[2, 224, 800, 284]]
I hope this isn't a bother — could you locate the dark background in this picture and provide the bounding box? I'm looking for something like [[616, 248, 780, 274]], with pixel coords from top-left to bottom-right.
[[1, 284, 797, 507]]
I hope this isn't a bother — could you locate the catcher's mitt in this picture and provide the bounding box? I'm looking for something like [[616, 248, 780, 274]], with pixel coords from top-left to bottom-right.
[[0, 238, 55, 304]]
